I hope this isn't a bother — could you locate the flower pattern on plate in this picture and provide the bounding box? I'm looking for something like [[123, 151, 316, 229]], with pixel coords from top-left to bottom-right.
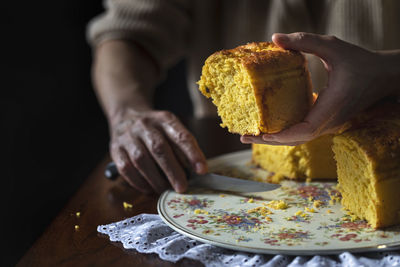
[[159, 150, 400, 253]]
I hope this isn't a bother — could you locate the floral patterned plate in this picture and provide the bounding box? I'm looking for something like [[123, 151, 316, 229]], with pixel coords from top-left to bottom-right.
[[157, 149, 400, 255]]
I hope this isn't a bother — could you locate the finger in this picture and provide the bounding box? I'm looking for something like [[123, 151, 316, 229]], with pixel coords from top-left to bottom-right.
[[139, 124, 187, 193], [124, 137, 170, 194], [159, 112, 208, 174], [240, 135, 306, 146], [111, 145, 153, 193], [262, 79, 350, 144], [272, 32, 342, 64]]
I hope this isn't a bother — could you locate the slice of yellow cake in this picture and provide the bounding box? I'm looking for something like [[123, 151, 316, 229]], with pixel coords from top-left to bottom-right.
[[332, 103, 400, 229], [198, 42, 313, 135], [252, 134, 336, 181]]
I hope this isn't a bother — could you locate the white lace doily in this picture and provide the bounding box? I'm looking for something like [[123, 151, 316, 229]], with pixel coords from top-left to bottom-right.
[[98, 214, 400, 267]]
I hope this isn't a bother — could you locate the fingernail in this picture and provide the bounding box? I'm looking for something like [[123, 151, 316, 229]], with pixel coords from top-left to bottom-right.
[[262, 134, 275, 141], [240, 136, 251, 144], [195, 162, 207, 174], [175, 182, 186, 193], [273, 33, 289, 44]]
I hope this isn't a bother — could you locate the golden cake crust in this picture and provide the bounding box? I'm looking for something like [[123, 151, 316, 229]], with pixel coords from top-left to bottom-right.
[[198, 42, 312, 135], [343, 101, 400, 177], [333, 100, 400, 228]]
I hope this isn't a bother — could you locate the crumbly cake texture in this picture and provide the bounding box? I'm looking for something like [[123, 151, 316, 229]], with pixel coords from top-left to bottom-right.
[[332, 102, 400, 228], [252, 134, 336, 181], [252, 100, 400, 229], [198, 42, 313, 135]]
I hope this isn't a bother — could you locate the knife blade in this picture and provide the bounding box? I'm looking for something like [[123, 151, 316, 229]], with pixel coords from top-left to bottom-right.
[[105, 162, 280, 193], [188, 172, 280, 193]]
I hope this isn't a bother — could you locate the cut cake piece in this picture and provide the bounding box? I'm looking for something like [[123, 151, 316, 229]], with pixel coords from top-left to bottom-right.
[[332, 102, 400, 228], [252, 134, 336, 181], [198, 42, 313, 135]]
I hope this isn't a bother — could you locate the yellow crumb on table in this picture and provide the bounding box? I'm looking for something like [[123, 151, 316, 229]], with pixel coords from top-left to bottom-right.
[[326, 209, 333, 214], [266, 200, 289, 210], [74, 225, 79, 231], [123, 201, 133, 209], [247, 198, 254, 203], [219, 194, 226, 198], [75, 212, 81, 218], [194, 209, 209, 215]]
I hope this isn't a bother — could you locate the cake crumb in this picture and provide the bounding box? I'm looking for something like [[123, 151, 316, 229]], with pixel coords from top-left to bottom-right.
[[305, 207, 316, 213], [247, 198, 254, 203], [295, 210, 304, 216], [248, 206, 273, 215], [266, 200, 289, 210], [123, 201, 133, 209], [74, 225, 79, 231], [326, 209, 333, 214], [313, 200, 323, 208], [265, 216, 273, 222], [76, 212, 81, 218], [219, 194, 226, 197], [350, 214, 359, 222], [269, 173, 285, 183], [194, 209, 209, 215]]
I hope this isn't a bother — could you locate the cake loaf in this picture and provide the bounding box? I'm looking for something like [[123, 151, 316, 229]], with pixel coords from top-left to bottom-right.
[[332, 102, 400, 228], [252, 134, 336, 182], [198, 42, 313, 135]]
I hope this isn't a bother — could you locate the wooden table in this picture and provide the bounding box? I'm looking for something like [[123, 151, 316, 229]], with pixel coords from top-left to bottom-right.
[[18, 118, 249, 266]]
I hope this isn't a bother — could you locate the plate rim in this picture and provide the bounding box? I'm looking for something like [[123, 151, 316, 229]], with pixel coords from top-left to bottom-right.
[[157, 149, 400, 255]]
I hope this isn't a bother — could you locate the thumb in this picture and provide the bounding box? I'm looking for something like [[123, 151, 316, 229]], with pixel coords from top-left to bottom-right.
[[272, 32, 341, 62]]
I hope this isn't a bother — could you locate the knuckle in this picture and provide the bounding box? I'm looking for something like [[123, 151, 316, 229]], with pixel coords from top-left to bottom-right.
[[307, 126, 320, 139], [117, 161, 131, 176], [110, 141, 119, 151], [176, 131, 193, 143], [131, 149, 145, 164], [157, 110, 176, 121], [135, 117, 149, 127], [326, 35, 338, 42], [296, 32, 308, 42], [150, 140, 166, 156]]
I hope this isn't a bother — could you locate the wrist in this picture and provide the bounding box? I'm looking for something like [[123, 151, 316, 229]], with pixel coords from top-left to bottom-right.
[[108, 100, 153, 126]]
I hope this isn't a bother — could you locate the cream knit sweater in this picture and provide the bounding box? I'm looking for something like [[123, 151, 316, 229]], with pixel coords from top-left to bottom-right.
[[87, 0, 400, 118]]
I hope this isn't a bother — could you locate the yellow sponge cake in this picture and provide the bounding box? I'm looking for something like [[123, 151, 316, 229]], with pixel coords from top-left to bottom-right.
[[332, 102, 400, 228], [198, 42, 313, 135], [252, 134, 336, 181]]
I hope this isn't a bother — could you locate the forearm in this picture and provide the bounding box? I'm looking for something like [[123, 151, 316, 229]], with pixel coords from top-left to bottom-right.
[[92, 40, 159, 123]]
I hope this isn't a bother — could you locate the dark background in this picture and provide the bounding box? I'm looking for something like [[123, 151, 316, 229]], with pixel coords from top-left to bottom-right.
[[3, 1, 191, 265]]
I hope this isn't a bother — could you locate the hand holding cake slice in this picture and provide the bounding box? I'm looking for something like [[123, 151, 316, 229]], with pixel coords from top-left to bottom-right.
[[198, 42, 313, 135]]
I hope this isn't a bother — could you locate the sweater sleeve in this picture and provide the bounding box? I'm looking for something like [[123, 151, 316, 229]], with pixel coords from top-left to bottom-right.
[[87, 0, 192, 71]]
